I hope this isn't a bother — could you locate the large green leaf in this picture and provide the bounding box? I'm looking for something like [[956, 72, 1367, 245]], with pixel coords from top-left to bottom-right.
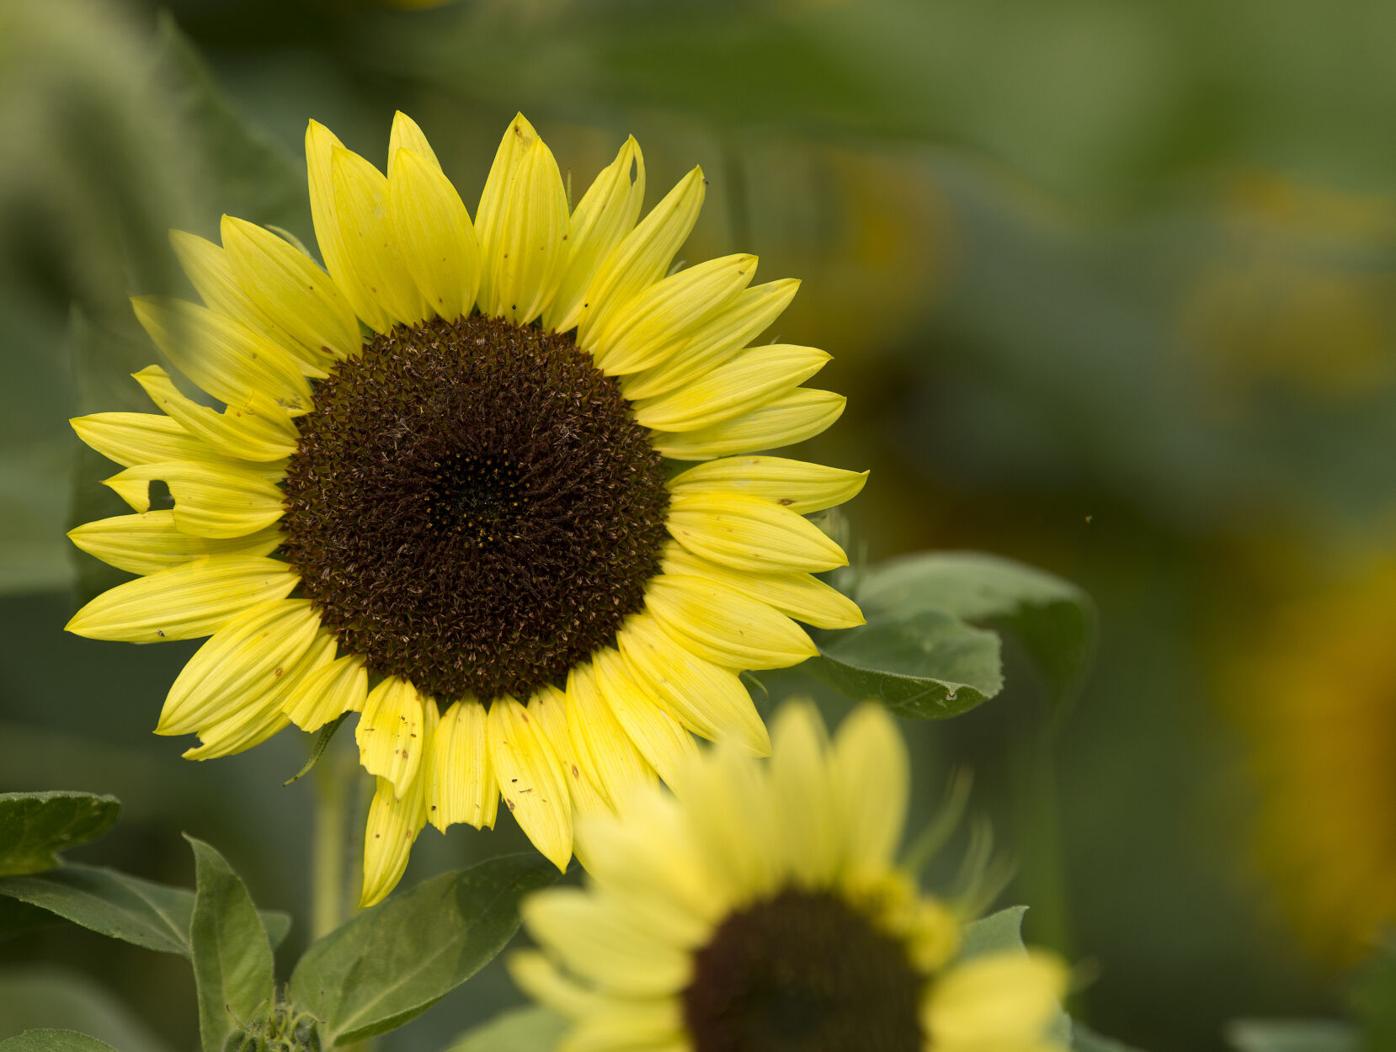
[[1227, 1020, 1360, 1052], [0, 793, 118, 877], [807, 608, 1002, 718], [0, 967, 170, 1052], [446, 1006, 569, 1052], [857, 551, 1097, 706], [186, 838, 276, 1052], [0, 1032, 116, 1052], [289, 853, 560, 1045], [0, 864, 289, 956]]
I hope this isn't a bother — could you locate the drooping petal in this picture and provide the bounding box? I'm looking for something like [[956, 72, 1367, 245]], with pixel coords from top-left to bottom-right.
[[355, 676, 428, 798], [664, 492, 847, 573], [71, 412, 215, 468], [65, 554, 297, 642], [565, 661, 655, 808], [620, 278, 800, 401], [667, 455, 868, 514], [132, 365, 297, 462], [156, 598, 320, 735], [643, 574, 817, 670], [67, 511, 281, 577], [833, 704, 909, 871], [591, 254, 756, 376], [652, 388, 846, 461], [545, 136, 646, 332], [662, 544, 863, 630], [574, 167, 705, 351], [429, 699, 498, 832], [489, 696, 573, 871], [361, 771, 428, 908], [220, 215, 361, 365], [388, 146, 481, 321], [634, 344, 829, 432], [283, 652, 368, 733], [104, 460, 285, 538], [590, 647, 697, 786]]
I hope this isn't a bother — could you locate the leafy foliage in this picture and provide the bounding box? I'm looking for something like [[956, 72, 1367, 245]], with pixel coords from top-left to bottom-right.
[[1227, 1020, 1360, 1052], [0, 1032, 116, 1052], [0, 792, 118, 877], [446, 1006, 569, 1052]]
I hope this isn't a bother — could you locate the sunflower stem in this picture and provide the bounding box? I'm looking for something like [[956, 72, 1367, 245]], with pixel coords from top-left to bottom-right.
[[311, 742, 351, 940]]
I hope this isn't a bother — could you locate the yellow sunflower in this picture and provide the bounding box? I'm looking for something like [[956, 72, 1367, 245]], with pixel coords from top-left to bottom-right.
[[64, 112, 866, 905], [512, 702, 1067, 1052]]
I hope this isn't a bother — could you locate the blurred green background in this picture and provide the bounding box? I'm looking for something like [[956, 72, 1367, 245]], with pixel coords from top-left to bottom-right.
[[3, 0, 1395, 1049]]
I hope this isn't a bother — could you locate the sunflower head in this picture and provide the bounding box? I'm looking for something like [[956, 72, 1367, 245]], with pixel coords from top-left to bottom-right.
[[512, 702, 1068, 1052], [65, 111, 867, 905]]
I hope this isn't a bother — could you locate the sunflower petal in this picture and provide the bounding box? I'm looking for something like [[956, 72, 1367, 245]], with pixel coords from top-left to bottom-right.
[[157, 598, 320, 735], [592, 254, 756, 376], [527, 686, 610, 825], [668, 455, 868, 514], [925, 952, 1068, 1048], [662, 544, 863, 630], [590, 647, 697, 785], [386, 110, 441, 171], [769, 701, 840, 886], [283, 652, 368, 733], [653, 389, 846, 461], [644, 574, 817, 670], [71, 412, 218, 468], [220, 215, 361, 365], [169, 230, 289, 351], [833, 704, 909, 870], [545, 136, 646, 332], [635, 344, 829, 432], [566, 662, 655, 808], [489, 696, 573, 870], [65, 554, 297, 642], [132, 365, 297, 462], [361, 772, 428, 908], [356, 676, 428, 798], [67, 511, 281, 576], [388, 147, 482, 321], [665, 491, 846, 573], [429, 699, 497, 832], [104, 460, 285, 538], [574, 167, 705, 350]]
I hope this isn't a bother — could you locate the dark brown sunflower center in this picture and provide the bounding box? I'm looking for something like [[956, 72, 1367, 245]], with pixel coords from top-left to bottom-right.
[[682, 888, 925, 1052], [280, 314, 670, 705]]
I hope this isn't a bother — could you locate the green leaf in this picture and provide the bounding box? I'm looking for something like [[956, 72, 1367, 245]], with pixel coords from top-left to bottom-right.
[[857, 551, 1097, 706], [0, 967, 170, 1052], [284, 714, 350, 786], [1073, 1023, 1147, 1052], [0, 864, 289, 957], [0, 1031, 117, 1052], [959, 905, 1029, 960], [808, 608, 1002, 718], [1227, 1020, 1360, 1052], [186, 838, 276, 1052], [290, 853, 560, 1045], [446, 1006, 569, 1052], [0, 793, 119, 877]]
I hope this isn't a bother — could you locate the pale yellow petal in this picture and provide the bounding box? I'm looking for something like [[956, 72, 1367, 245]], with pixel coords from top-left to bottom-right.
[[590, 647, 697, 786], [925, 952, 1068, 1049], [665, 492, 847, 573], [621, 278, 800, 401], [65, 554, 297, 642], [834, 704, 909, 870], [68, 511, 281, 577], [562, 1009, 687, 1052], [104, 460, 285, 538], [635, 344, 830, 432], [565, 661, 655, 808], [355, 676, 427, 797], [545, 136, 646, 332], [668, 455, 868, 514], [592, 254, 756, 376], [506, 950, 604, 1019], [132, 365, 297, 462], [168, 230, 291, 353], [157, 598, 320, 735], [429, 699, 498, 832], [388, 147, 481, 320], [70, 412, 213, 468], [130, 296, 311, 411], [574, 167, 705, 350], [220, 215, 361, 364], [653, 389, 846, 461], [661, 543, 863, 630], [307, 119, 391, 333], [283, 652, 368, 732], [616, 613, 769, 754], [330, 145, 429, 328], [528, 685, 609, 824], [489, 696, 573, 870], [475, 120, 570, 324], [769, 701, 840, 886], [643, 573, 817, 670], [361, 771, 428, 908]]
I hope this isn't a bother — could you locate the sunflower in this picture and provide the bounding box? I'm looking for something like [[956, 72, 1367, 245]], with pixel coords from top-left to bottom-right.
[[512, 702, 1067, 1052], [64, 112, 866, 904]]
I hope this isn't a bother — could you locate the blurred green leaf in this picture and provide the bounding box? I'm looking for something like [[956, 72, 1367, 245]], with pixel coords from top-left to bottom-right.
[[857, 551, 1096, 707], [445, 1006, 568, 1052], [0, 792, 119, 877], [289, 853, 560, 1045], [0, 967, 170, 1052], [0, 1031, 116, 1052], [1227, 1020, 1360, 1052], [0, 863, 289, 956], [959, 905, 1029, 959], [186, 837, 275, 1052], [808, 608, 1002, 718]]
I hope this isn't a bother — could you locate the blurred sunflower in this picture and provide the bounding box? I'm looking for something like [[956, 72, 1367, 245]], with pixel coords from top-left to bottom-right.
[[1228, 552, 1396, 965], [64, 111, 865, 904], [513, 702, 1067, 1052]]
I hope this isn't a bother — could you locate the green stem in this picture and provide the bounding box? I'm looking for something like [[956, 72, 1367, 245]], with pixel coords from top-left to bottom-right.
[[311, 745, 349, 940]]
